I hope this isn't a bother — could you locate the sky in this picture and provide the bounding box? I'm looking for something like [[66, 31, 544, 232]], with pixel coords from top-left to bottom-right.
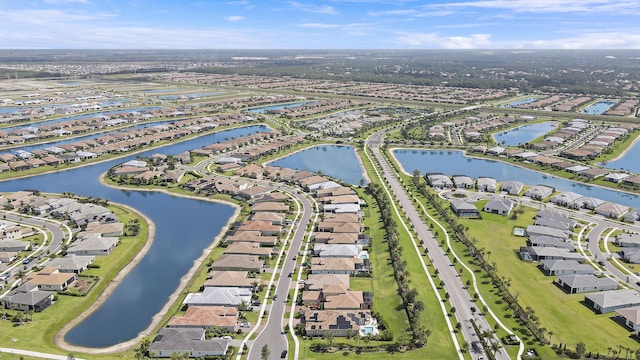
[[1, 0, 640, 49]]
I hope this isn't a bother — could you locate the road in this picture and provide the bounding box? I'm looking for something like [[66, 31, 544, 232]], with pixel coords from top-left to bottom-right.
[[0, 211, 69, 289], [367, 131, 507, 360], [247, 189, 313, 360]]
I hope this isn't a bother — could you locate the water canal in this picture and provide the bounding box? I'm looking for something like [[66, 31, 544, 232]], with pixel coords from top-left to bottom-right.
[[493, 121, 557, 146], [392, 149, 639, 207], [580, 101, 616, 115], [269, 144, 368, 186], [245, 101, 317, 114], [0, 124, 270, 347]]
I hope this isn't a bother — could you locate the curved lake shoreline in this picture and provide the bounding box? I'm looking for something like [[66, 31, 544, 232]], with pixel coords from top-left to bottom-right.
[[389, 147, 639, 205], [52, 180, 241, 354]]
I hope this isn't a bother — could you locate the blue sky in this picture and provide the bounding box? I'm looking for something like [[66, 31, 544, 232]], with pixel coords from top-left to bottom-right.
[[1, 0, 640, 49]]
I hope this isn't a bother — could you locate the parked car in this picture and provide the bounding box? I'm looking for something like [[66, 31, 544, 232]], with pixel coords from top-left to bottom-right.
[[280, 350, 288, 358]]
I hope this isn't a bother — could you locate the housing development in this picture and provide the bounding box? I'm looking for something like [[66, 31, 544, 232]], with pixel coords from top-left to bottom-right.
[[0, 50, 639, 360]]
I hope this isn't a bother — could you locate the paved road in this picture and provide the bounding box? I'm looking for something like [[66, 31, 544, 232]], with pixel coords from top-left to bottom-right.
[[0, 211, 68, 288], [367, 131, 506, 360], [248, 189, 313, 360]]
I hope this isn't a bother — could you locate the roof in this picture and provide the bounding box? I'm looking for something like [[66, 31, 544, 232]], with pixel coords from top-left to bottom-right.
[[168, 306, 238, 328], [212, 254, 262, 270], [306, 274, 351, 291], [616, 306, 640, 325], [541, 259, 591, 272], [183, 287, 251, 306], [558, 274, 617, 289], [314, 244, 362, 257], [483, 198, 513, 212], [149, 328, 230, 354], [585, 289, 640, 309], [324, 291, 364, 310], [45, 255, 94, 271]]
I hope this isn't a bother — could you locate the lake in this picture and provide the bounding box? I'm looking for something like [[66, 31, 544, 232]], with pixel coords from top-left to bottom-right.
[[493, 121, 557, 146], [580, 101, 616, 115], [270, 145, 367, 186], [0, 125, 270, 347], [604, 137, 640, 173], [392, 149, 639, 207], [500, 97, 537, 108], [245, 101, 317, 114]]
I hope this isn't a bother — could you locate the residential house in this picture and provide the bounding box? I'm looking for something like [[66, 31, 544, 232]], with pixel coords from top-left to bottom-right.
[[183, 287, 252, 307], [204, 271, 261, 289], [426, 173, 453, 188], [224, 242, 272, 259], [313, 244, 364, 258], [1, 284, 54, 312], [540, 260, 594, 276], [500, 180, 524, 195], [520, 247, 583, 261], [324, 291, 371, 310], [310, 257, 367, 275], [621, 248, 640, 264], [148, 328, 230, 358], [524, 185, 555, 200], [525, 225, 568, 240], [615, 233, 640, 248], [304, 310, 372, 337], [483, 198, 513, 216], [616, 307, 640, 335], [584, 289, 640, 314], [625, 209, 640, 223], [211, 254, 263, 272], [528, 235, 575, 250], [46, 255, 94, 274], [556, 274, 618, 294], [476, 177, 497, 192], [570, 197, 605, 210], [451, 175, 473, 189], [550, 192, 584, 207], [305, 274, 351, 292], [595, 202, 629, 219], [67, 233, 118, 256], [167, 306, 239, 332], [25, 267, 77, 291], [450, 199, 480, 217]]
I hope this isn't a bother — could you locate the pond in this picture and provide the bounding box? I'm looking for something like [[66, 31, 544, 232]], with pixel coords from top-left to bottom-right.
[[493, 121, 558, 146], [603, 137, 640, 174], [392, 149, 638, 207], [245, 101, 317, 114], [500, 97, 538, 108], [270, 145, 367, 186], [580, 101, 616, 115]]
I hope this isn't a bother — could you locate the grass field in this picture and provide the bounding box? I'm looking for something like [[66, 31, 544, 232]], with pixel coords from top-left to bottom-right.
[[459, 206, 640, 356]]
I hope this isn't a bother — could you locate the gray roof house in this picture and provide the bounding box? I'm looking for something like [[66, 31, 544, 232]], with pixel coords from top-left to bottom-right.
[[616, 233, 640, 248], [550, 192, 584, 207], [526, 225, 569, 240], [534, 217, 576, 231], [483, 198, 513, 216], [0, 239, 29, 252], [426, 173, 453, 189], [183, 287, 251, 307], [520, 247, 583, 262], [500, 180, 524, 195], [524, 185, 555, 200], [595, 202, 629, 219], [616, 307, 640, 334], [540, 259, 594, 276], [624, 208, 640, 223], [450, 199, 480, 217], [584, 289, 640, 314], [148, 328, 230, 358], [67, 234, 118, 256], [621, 248, 640, 264], [1, 284, 54, 312], [452, 175, 473, 189], [535, 210, 576, 229], [556, 274, 618, 293], [476, 177, 497, 192], [46, 255, 95, 274], [570, 196, 605, 210], [528, 235, 575, 250]]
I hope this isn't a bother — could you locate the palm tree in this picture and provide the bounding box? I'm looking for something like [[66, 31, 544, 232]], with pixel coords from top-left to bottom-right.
[[547, 330, 554, 345]]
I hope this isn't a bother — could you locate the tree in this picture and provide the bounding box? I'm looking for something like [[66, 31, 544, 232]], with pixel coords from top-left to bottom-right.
[[261, 344, 271, 360], [576, 341, 586, 358], [324, 331, 335, 348]]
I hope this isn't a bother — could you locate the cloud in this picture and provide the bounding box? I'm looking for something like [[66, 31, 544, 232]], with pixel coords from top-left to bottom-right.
[[426, 0, 640, 14], [225, 15, 245, 21], [367, 9, 416, 16], [395, 32, 493, 48], [288, 1, 338, 14], [298, 23, 339, 28]]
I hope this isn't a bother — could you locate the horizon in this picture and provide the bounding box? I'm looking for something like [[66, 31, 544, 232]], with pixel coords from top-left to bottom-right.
[[2, 0, 640, 49]]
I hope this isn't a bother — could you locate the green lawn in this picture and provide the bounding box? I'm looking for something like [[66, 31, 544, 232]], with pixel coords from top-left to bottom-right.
[[459, 207, 640, 355]]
